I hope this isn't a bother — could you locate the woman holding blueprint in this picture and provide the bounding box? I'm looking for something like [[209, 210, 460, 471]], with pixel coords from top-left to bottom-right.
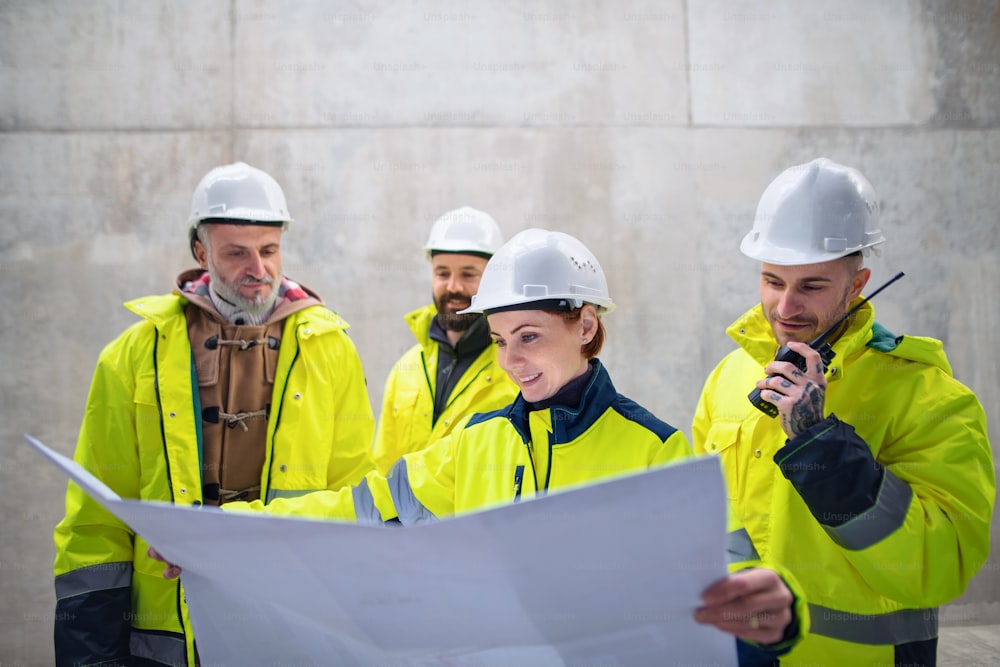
[[154, 228, 807, 664]]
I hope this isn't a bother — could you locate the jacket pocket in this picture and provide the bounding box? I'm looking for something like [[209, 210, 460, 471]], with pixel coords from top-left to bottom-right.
[[703, 421, 742, 500], [133, 382, 169, 500]]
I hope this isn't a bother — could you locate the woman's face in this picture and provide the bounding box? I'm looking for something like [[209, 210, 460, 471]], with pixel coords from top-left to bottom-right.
[[487, 306, 597, 403]]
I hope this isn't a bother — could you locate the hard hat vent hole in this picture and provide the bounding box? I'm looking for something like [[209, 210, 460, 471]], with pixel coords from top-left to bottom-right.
[[569, 256, 597, 273]]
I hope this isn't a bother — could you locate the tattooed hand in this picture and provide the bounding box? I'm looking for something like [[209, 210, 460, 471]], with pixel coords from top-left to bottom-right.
[[756, 341, 827, 439]]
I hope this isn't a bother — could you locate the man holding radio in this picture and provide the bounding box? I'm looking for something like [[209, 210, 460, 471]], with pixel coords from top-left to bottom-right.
[[692, 158, 994, 666]]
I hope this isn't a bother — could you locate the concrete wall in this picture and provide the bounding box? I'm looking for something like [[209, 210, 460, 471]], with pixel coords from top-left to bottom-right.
[[2, 1, 998, 663]]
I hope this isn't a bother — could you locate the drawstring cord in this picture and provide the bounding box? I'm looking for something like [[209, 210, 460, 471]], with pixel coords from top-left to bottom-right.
[[205, 335, 280, 351], [219, 485, 261, 503], [217, 338, 266, 351], [217, 408, 267, 432]]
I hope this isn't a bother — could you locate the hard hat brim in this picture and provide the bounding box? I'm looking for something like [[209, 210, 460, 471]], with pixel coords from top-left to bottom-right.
[[460, 294, 615, 316], [740, 231, 885, 265], [189, 213, 293, 231]]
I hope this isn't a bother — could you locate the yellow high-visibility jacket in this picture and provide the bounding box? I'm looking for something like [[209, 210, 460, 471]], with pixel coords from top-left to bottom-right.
[[262, 361, 690, 521], [53, 292, 375, 667], [693, 301, 994, 666], [237, 360, 809, 661], [372, 304, 517, 474]]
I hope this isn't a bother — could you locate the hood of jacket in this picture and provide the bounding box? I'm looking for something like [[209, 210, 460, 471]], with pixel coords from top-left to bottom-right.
[[404, 304, 439, 350], [124, 286, 350, 336]]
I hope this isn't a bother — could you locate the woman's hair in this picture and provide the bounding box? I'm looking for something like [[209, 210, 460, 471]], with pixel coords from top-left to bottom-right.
[[545, 305, 606, 359]]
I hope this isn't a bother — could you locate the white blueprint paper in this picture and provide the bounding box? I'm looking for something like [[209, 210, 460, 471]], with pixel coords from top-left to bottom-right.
[[27, 433, 736, 667]]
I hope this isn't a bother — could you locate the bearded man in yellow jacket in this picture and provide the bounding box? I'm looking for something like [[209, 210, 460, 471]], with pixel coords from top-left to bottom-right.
[[372, 207, 517, 474], [693, 158, 995, 666], [53, 162, 376, 666]]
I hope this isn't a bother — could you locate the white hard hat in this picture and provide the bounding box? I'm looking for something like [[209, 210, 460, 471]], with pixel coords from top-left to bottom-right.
[[461, 228, 615, 315], [424, 206, 504, 259], [740, 158, 885, 265], [188, 162, 293, 232]]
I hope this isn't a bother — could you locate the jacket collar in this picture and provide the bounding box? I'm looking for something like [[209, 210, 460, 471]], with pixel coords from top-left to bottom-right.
[[429, 312, 492, 359], [726, 300, 954, 380], [503, 359, 616, 444], [726, 300, 877, 374], [405, 304, 438, 347]]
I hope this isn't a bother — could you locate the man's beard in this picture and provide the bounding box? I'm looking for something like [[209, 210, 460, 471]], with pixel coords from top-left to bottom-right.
[[435, 292, 479, 332], [208, 264, 280, 316]]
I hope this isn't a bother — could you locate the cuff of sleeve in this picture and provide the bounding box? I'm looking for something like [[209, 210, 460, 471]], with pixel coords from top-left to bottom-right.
[[772, 414, 885, 526], [741, 564, 810, 656], [773, 415, 842, 479]]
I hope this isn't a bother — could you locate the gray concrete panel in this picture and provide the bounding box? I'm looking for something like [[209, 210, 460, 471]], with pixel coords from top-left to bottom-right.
[[921, 0, 1000, 128], [0, 1, 232, 130], [688, 0, 937, 126], [232, 0, 689, 127], [1, 132, 234, 254]]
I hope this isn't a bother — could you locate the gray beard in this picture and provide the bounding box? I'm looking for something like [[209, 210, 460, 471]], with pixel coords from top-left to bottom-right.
[[207, 265, 280, 318]]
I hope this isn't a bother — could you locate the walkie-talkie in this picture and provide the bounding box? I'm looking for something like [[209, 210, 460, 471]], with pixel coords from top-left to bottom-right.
[[748, 271, 905, 417]]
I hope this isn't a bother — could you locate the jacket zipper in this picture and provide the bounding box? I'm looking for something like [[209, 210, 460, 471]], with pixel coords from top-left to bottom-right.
[[522, 434, 540, 494], [512, 465, 524, 502], [263, 324, 299, 502]]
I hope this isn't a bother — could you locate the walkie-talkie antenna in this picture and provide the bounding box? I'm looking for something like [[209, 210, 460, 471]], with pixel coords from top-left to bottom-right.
[[810, 271, 905, 348]]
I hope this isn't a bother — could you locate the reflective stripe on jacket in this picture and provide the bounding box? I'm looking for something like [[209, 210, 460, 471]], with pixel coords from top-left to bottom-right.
[[693, 301, 994, 666], [53, 292, 375, 667], [372, 304, 517, 475]]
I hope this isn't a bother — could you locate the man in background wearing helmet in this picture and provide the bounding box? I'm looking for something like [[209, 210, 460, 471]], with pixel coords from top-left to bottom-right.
[[371, 206, 517, 474], [53, 162, 376, 666], [693, 158, 994, 666]]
